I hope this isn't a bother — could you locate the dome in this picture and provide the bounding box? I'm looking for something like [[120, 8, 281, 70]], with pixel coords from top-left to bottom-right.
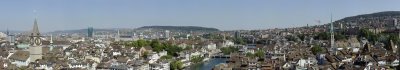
[[17, 44, 30, 49]]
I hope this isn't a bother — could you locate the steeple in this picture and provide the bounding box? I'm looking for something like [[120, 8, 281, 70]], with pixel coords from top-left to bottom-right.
[[50, 34, 53, 51], [30, 17, 42, 46], [330, 13, 336, 55], [50, 34, 53, 45], [32, 18, 40, 36]]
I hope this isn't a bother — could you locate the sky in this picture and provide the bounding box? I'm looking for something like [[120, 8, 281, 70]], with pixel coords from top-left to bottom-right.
[[1, 0, 400, 32]]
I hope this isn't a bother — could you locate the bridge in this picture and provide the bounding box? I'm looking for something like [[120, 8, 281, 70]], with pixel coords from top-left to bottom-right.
[[211, 53, 231, 58]]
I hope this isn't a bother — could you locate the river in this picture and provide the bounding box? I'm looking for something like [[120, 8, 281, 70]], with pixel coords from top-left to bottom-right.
[[188, 58, 228, 70]]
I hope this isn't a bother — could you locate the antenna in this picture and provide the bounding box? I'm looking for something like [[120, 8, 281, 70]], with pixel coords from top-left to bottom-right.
[[315, 20, 321, 26], [6, 28, 9, 36], [331, 13, 333, 24]]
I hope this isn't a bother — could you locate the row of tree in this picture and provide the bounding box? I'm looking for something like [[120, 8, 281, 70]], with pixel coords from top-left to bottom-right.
[[220, 47, 239, 55], [246, 50, 265, 58], [123, 39, 184, 56]]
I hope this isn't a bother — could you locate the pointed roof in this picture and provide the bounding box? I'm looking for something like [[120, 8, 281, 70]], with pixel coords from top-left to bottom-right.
[[32, 18, 40, 36]]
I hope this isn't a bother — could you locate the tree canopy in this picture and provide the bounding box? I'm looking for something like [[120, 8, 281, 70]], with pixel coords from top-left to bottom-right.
[[170, 60, 183, 70], [315, 32, 329, 40], [190, 55, 204, 63], [150, 40, 164, 52], [220, 47, 239, 55], [311, 44, 324, 55], [254, 50, 265, 58], [359, 28, 378, 42]]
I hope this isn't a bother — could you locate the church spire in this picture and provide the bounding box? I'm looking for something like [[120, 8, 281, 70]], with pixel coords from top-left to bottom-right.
[[32, 18, 40, 36], [30, 15, 42, 46], [330, 13, 336, 55]]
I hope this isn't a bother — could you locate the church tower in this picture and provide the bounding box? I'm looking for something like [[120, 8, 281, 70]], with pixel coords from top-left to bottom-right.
[[28, 17, 43, 62], [330, 14, 337, 55], [30, 18, 42, 46]]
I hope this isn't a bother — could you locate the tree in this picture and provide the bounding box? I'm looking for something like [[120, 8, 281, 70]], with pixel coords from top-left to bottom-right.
[[160, 55, 173, 60], [298, 34, 306, 41], [203, 33, 223, 40], [123, 41, 137, 47], [388, 34, 399, 44], [311, 44, 323, 55], [359, 28, 378, 42], [190, 55, 204, 63], [142, 51, 149, 58], [170, 60, 183, 70], [286, 35, 298, 41], [246, 52, 255, 58], [151, 40, 164, 52], [254, 50, 265, 58], [233, 37, 246, 45], [164, 43, 183, 56], [335, 33, 346, 41], [137, 39, 149, 47], [184, 46, 192, 50], [315, 32, 329, 40], [123, 40, 151, 48], [220, 47, 239, 55], [384, 34, 399, 50]]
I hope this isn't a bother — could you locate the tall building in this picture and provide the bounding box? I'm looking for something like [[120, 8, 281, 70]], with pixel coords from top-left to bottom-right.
[[116, 29, 120, 41], [165, 30, 170, 39], [8, 35, 15, 45], [5, 28, 16, 45], [234, 31, 240, 39], [394, 18, 398, 26], [6, 28, 9, 36], [88, 27, 94, 37]]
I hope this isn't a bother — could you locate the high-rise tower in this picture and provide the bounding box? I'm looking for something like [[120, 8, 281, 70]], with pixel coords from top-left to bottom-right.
[[88, 27, 94, 37], [30, 18, 42, 46], [165, 30, 170, 39]]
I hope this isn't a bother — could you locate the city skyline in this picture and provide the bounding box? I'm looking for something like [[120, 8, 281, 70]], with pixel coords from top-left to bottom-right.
[[1, 0, 400, 32]]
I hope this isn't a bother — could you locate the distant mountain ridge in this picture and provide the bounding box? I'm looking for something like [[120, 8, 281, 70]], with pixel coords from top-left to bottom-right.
[[317, 11, 400, 29], [337, 11, 400, 22], [136, 26, 220, 32], [49, 28, 116, 34], [48, 26, 219, 34]]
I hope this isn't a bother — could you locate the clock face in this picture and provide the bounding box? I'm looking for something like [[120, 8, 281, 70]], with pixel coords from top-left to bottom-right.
[[35, 39, 41, 44], [30, 38, 35, 45], [29, 37, 41, 46]]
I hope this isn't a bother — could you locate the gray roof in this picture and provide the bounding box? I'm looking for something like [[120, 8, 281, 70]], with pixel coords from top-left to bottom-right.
[[9, 51, 30, 61]]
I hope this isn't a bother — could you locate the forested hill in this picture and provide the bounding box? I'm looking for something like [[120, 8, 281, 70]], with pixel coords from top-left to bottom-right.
[[316, 11, 400, 29]]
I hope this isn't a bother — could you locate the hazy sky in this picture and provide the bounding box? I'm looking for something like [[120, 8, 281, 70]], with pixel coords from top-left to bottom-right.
[[1, 0, 400, 32]]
